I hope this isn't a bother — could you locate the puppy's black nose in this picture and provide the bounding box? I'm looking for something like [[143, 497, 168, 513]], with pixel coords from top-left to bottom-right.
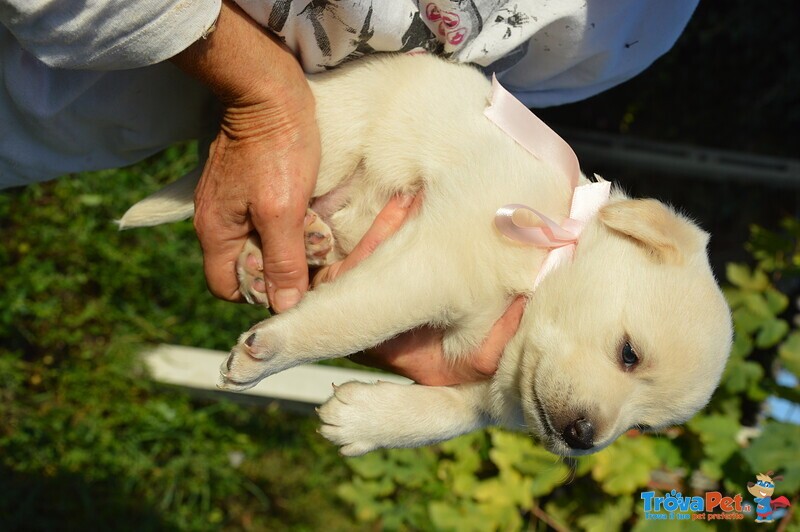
[[562, 418, 594, 450]]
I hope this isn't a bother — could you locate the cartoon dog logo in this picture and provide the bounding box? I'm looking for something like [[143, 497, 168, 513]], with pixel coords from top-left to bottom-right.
[[747, 471, 791, 523]]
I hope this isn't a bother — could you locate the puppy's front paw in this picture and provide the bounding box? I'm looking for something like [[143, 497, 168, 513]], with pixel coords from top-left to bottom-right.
[[217, 324, 285, 391], [317, 381, 403, 456]]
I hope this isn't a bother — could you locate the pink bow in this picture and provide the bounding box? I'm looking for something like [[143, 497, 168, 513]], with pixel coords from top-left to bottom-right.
[[484, 75, 611, 287]]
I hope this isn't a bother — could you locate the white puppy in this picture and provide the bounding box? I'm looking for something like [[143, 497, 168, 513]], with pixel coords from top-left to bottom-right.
[[121, 54, 732, 457]]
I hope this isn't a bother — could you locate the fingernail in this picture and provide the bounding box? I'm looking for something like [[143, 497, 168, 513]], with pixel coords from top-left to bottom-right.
[[273, 288, 301, 311], [398, 193, 415, 208]]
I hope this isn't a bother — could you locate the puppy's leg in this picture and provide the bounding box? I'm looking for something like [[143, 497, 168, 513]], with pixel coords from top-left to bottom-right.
[[220, 234, 459, 390], [318, 381, 491, 455]]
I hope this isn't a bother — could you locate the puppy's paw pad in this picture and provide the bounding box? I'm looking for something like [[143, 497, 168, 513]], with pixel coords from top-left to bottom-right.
[[304, 208, 336, 266]]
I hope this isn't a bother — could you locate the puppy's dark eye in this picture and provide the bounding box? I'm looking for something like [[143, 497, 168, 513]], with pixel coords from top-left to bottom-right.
[[621, 341, 638, 368]]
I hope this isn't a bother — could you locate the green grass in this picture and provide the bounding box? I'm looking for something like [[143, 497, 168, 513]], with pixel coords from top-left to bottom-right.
[[0, 144, 357, 531]]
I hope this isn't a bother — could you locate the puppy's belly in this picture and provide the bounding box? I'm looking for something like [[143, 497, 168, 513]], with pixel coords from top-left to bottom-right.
[[314, 164, 418, 259], [310, 173, 356, 222]]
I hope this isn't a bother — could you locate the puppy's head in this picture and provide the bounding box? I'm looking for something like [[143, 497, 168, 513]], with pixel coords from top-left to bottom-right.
[[518, 195, 732, 456]]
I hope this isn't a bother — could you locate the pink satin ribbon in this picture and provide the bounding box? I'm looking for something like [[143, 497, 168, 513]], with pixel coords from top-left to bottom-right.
[[485, 75, 611, 288]]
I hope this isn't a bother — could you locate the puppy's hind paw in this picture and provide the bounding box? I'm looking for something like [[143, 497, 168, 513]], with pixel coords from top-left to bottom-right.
[[304, 209, 336, 267], [317, 381, 399, 456], [236, 236, 270, 307]]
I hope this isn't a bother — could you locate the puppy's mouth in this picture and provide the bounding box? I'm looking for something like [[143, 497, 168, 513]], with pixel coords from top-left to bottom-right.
[[530, 387, 570, 455], [530, 387, 600, 457], [531, 387, 556, 439]]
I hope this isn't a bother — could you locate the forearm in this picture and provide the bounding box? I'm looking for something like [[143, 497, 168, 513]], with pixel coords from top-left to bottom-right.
[[0, 0, 220, 70]]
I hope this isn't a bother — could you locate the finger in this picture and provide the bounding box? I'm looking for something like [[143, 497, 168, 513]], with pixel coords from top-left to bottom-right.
[[201, 238, 247, 301], [194, 209, 252, 302], [251, 201, 310, 313], [470, 296, 527, 378], [312, 193, 418, 287], [342, 193, 418, 266], [349, 326, 445, 380]]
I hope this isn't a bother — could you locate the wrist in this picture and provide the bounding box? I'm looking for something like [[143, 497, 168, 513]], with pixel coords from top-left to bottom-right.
[[171, 0, 311, 113]]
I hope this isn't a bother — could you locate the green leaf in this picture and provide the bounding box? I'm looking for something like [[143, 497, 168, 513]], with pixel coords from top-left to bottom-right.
[[686, 415, 741, 479], [722, 286, 745, 309], [472, 469, 534, 511], [387, 448, 438, 488], [488, 430, 570, 496], [78, 193, 104, 206], [767, 382, 800, 404], [741, 422, 800, 493], [592, 436, 660, 495], [755, 318, 790, 348], [437, 435, 482, 498], [577, 497, 633, 532], [732, 307, 767, 335], [764, 287, 790, 314], [544, 500, 581, 531], [723, 358, 763, 394], [726, 264, 769, 291], [726, 263, 753, 288], [347, 451, 391, 480], [742, 292, 776, 319], [651, 439, 683, 470], [730, 332, 754, 359], [336, 477, 395, 523], [779, 331, 800, 376], [574, 454, 596, 478], [429, 500, 497, 532]]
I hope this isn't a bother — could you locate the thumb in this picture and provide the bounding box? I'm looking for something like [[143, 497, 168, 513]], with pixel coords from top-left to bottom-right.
[[469, 296, 526, 378]]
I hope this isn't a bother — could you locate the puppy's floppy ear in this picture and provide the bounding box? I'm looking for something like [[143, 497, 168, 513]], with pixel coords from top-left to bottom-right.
[[598, 199, 709, 264]]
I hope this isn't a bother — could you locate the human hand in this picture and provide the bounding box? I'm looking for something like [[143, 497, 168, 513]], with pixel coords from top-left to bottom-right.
[[171, 0, 319, 312], [351, 298, 525, 386], [312, 194, 526, 385]]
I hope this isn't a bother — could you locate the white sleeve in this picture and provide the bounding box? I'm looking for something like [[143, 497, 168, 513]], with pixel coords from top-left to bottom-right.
[[0, 0, 222, 70], [496, 0, 699, 107]]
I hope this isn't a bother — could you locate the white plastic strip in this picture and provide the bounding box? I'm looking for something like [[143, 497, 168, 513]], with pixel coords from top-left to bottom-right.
[[142, 344, 411, 405]]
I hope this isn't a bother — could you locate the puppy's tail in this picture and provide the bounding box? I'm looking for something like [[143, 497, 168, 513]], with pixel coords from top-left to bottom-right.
[[116, 168, 200, 229]]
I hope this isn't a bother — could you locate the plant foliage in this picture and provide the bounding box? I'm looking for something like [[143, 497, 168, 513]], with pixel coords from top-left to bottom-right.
[[0, 145, 355, 531]]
